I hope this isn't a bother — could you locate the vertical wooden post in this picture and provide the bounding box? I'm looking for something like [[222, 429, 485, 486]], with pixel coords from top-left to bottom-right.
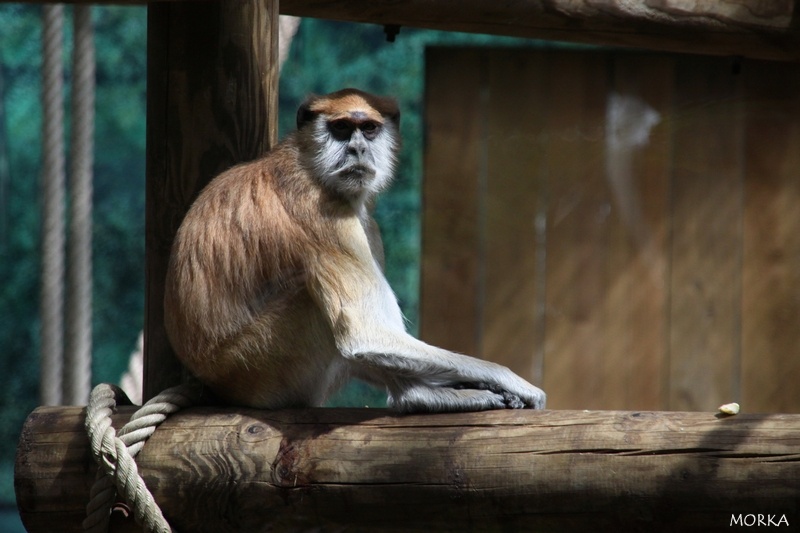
[[144, 0, 278, 401]]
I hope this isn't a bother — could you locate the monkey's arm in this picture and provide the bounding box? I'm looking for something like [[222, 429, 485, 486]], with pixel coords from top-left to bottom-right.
[[343, 330, 545, 412], [307, 243, 546, 413]]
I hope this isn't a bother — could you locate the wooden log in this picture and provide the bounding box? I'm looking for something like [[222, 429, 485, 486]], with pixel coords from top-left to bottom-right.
[[281, 0, 800, 61], [144, 0, 278, 401], [5, 1, 799, 61], [279, 0, 800, 62], [16, 407, 800, 532]]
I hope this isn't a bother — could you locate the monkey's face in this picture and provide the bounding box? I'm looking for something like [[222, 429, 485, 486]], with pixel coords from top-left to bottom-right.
[[298, 89, 401, 202], [317, 113, 396, 195]]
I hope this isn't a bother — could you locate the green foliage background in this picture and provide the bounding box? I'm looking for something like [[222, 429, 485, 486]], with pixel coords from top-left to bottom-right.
[[0, 5, 528, 509]]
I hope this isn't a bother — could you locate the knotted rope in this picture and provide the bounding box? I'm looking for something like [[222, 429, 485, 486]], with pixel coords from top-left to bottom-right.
[[83, 383, 200, 533]]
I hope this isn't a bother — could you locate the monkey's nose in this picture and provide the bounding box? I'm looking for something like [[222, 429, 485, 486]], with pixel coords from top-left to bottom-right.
[[348, 141, 367, 157], [347, 145, 367, 157]]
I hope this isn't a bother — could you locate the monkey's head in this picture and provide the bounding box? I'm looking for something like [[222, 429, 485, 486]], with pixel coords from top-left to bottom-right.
[[297, 88, 401, 203]]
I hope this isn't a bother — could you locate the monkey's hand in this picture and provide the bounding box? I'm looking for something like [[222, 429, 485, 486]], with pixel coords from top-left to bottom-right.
[[390, 380, 543, 413], [496, 376, 546, 410], [502, 392, 526, 409], [453, 376, 545, 410], [483, 363, 546, 410]]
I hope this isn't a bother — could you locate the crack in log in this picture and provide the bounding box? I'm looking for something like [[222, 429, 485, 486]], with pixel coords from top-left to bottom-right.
[[503, 448, 800, 461]]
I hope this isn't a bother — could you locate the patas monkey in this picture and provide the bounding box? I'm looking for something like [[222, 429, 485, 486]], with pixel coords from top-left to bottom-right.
[[164, 88, 546, 412]]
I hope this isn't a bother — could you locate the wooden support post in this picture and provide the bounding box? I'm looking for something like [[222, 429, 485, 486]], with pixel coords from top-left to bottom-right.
[[144, 0, 278, 401], [15, 408, 800, 532]]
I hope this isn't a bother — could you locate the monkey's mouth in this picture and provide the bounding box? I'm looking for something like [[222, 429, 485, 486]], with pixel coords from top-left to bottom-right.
[[338, 163, 376, 183]]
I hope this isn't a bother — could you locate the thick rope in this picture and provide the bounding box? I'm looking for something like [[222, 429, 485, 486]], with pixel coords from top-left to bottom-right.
[[84, 383, 200, 533], [40, 4, 66, 406], [65, 4, 95, 405]]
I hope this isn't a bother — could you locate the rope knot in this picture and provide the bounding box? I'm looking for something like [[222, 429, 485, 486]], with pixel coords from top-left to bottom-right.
[[83, 382, 199, 533]]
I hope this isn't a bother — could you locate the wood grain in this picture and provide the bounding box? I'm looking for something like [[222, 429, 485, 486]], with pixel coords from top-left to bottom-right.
[[422, 49, 800, 414], [420, 49, 485, 357], [16, 406, 800, 532], [668, 57, 743, 411], [742, 61, 800, 413], [541, 52, 612, 410], [603, 54, 673, 410], [144, 0, 278, 400], [483, 50, 548, 384]]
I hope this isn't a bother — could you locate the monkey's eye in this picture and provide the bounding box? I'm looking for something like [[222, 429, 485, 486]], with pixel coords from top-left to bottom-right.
[[361, 121, 381, 140], [329, 119, 354, 140]]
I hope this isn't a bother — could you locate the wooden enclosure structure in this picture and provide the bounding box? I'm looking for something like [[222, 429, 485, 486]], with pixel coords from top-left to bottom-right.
[[421, 48, 800, 414], [16, 406, 800, 532], [10, 0, 800, 531]]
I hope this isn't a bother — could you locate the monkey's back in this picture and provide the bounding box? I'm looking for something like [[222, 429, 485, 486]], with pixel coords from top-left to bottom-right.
[[163, 145, 344, 407]]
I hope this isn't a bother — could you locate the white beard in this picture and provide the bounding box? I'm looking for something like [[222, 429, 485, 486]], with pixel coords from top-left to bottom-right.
[[310, 119, 399, 206]]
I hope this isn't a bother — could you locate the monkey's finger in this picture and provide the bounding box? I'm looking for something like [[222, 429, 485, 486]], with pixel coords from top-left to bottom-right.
[[502, 392, 525, 409]]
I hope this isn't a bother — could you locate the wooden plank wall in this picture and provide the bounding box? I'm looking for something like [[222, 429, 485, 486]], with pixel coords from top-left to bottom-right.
[[421, 48, 800, 412]]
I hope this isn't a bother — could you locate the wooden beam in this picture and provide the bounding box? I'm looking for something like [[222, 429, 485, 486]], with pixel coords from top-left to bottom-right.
[[4, 1, 798, 61], [144, 0, 278, 401], [16, 407, 800, 532], [279, 0, 800, 62]]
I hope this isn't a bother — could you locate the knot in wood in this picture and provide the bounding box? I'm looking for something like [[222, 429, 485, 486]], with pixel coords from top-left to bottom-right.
[[240, 421, 271, 443], [247, 423, 265, 435], [272, 441, 311, 488]]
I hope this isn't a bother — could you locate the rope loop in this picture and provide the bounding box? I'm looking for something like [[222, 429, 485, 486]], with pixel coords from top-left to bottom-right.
[[83, 382, 200, 533]]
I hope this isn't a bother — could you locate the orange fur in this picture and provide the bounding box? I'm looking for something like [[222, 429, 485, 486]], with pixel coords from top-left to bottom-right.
[[165, 137, 359, 406], [306, 89, 398, 122]]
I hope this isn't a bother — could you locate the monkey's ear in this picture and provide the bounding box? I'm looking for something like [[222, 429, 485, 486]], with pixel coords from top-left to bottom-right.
[[389, 110, 401, 128], [296, 98, 318, 130]]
